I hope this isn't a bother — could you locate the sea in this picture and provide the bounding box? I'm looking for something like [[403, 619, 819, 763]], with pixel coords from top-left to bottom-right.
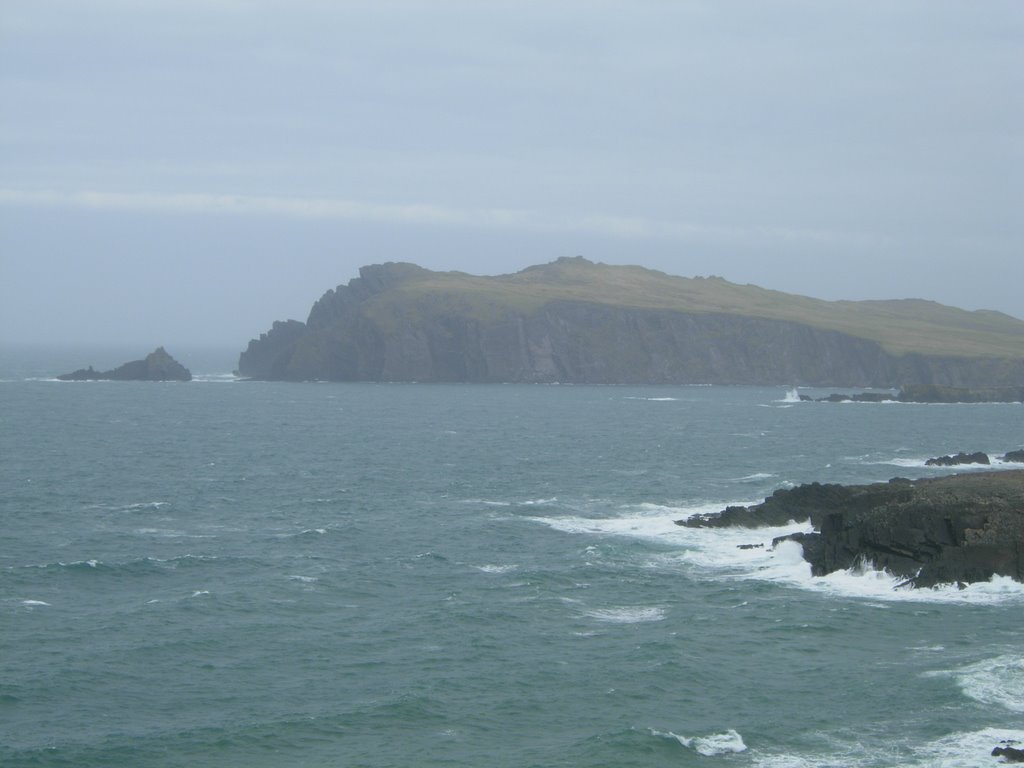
[[2, 346, 1023, 768]]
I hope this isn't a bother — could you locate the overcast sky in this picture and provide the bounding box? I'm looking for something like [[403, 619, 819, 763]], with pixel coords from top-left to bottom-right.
[[1, 0, 1021, 351]]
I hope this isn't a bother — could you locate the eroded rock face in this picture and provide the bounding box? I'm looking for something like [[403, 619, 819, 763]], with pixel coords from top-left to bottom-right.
[[678, 472, 1024, 588], [58, 347, 191, 381], [236, 261, 1024, 385]]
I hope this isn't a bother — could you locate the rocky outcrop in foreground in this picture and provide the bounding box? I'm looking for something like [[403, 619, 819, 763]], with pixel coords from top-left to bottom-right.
[[679, 471, 1024, 588], [993, 743, 1024, 762], [58, 347, 191, 381]]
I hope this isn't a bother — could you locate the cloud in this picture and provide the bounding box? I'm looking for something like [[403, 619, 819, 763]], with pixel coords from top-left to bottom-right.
[[0, 187, 873, 249]]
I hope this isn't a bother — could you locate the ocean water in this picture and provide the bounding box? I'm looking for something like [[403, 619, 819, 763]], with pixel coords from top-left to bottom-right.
[[2, 349, 1023, 767]]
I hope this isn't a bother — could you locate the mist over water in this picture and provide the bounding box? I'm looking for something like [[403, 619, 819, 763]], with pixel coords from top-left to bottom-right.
[[2, 355, 1023, 767]]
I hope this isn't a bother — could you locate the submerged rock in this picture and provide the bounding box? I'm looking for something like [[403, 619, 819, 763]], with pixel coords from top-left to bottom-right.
[[58, 347, 191, 381], [678, 471, 1024, 588]]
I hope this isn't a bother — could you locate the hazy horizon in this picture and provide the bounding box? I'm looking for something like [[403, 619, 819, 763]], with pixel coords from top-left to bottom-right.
[[2, 1, 1022, 348]]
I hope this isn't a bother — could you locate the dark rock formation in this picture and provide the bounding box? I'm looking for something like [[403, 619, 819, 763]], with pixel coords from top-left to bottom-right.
[[237, 320, 306, 380], [678, 471, 1024, 588], [993, 744, 1024, 762], [58, 348, 191, 381], [926, 452, 991, 467], [237, 259, 1024, 384], [812, 386, 1024, 403], [1002, 450, 1024, 463], [816, 392, 895, 403]]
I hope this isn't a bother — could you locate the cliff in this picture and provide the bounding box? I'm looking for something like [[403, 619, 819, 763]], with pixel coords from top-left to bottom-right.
[[238, 258, 1024, 385], [680, 471, 1024, 588], [58, 347, 192, 381]]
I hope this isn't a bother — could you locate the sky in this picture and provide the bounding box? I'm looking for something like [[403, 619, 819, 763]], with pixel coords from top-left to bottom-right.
[[1, 0, 1022, 350]]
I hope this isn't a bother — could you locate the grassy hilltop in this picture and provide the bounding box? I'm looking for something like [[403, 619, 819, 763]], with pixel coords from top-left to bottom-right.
[[239, 257, 1024, 384], [367, 257, 1024, 359]]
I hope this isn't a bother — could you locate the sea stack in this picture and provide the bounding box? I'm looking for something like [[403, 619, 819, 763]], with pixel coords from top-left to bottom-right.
[[57, 347, 192, 381]]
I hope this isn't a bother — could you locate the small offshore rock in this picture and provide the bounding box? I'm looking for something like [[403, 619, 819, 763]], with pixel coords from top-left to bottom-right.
[[925, 452, 990, 467], [57, 347, 192, 381]]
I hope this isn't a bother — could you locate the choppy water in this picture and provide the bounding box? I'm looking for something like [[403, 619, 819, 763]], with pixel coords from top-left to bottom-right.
[[2, 349, 1023, 767]]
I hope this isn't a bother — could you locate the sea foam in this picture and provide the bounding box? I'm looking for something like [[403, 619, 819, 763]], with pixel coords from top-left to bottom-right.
[[750, 727, 1024, 768], [651, 728, 747, 756], [583, 606, 666, 624], [925, 654, 1024, 713], [528, 502, 1024, 604]]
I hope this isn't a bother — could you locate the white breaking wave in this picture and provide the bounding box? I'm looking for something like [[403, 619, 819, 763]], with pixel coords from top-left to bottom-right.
[[925, 654, 1024, 713], [874, 455, 1021, 471], [528, 503, 1024, 604], [751, 727, 1024, 768], [583, 606, 666, 623], [780, 388, 802, 403], [473, 564, 518, 574], [119, 501, 170, 511], [21, 599, 51, 606], [190, 373, 239, 383], [651, 728, 747, 756]]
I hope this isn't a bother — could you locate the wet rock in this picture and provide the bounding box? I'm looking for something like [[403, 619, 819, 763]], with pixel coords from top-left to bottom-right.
[[925, 452, 990, 466], [679, 472, 1024, 588]]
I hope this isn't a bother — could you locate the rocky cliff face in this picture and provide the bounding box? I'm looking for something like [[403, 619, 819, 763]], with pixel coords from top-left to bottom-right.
[[58, 347, 192, 381], [236, 260, 1024, 385], [680, 472, 1024, 588]]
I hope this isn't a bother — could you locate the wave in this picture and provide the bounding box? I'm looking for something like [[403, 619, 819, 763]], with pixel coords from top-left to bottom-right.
[[750, 726, 1024, 768], [583, 606, 666, 623], [16, 553, 227, 576], [871, 455, 1024, 472], [650, 728, 746, 756], [528, 503, 1024, 604], [780, 388, 802, 403], [624, 396, 681, 402], [925, 654, 1024, 713], [190, 373, 239, 383], [473, 564, 518, 574]]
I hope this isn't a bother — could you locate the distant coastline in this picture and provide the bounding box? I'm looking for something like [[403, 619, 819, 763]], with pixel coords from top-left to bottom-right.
[[236, 259, 1024, 386]]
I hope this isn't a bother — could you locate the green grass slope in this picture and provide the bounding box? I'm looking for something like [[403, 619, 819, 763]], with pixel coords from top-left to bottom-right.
[[364, 257, 1024, 360]]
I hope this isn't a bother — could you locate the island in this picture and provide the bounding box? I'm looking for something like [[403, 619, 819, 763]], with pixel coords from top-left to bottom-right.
[[58, 347, 192, 381], [237, 257, 1024, 385], [679, 471, 1024, 588]]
